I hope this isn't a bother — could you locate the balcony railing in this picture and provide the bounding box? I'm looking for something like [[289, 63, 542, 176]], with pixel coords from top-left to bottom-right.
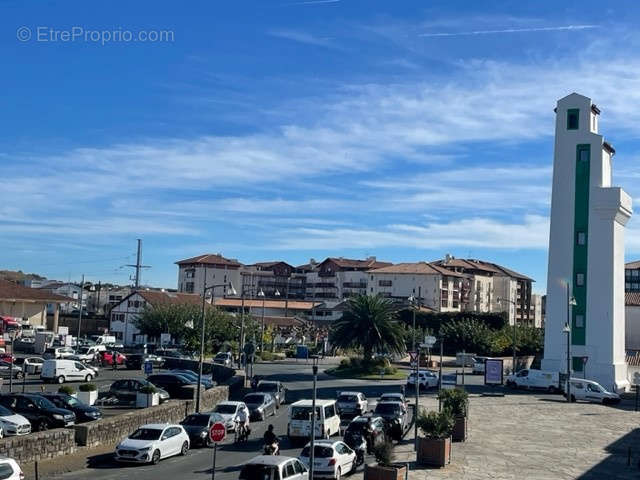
[[343, 282, 367, 288], [318, 271, 336, 277], [312, 283, 337, 288]]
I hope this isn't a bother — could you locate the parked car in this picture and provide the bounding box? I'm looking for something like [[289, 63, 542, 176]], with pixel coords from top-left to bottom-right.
[[100, 351, 127, 366], [39, 393, 102, 423], [109, 379, 170, 404], [373, 401, 407, 441], [240, 455, 308, 480], [564, 378, 621, 405], [41, 359, 97, 384], [243, 393, 277, 421], [407, 370, 439, 390], [213, 352, 232, 366], [288, 399, 340, 443], [171, 370, 215, 389], [115, 423, 190, 464], [0, 404, 31, 436], [0, 361, 23, 380], [0, 354, 15, 364], [378, 392, 407, 405], [256, 380, 287, 407], [180, 412, 225, 447], [43, 347, 75, 360], [15, 357, 44, 375], [213, 401, 250, 432], [125, 354, 165, 370], [0, 394, 75, 431], [0, 457, 24, 479], [336, 391, 367, 416], [344, 415, 386, 450], [506, 369, 560, 392], [146, 373, 199, 399], [72, 345, 106, 363], [299, 440, 357, 479]]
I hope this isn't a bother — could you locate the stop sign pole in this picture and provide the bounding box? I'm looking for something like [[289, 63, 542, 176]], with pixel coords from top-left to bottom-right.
[[209, 422, 226, 480]]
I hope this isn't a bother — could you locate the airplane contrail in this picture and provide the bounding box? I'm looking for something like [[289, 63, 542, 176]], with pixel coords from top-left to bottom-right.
[[283, 0, 340, 5], [420, 25, 598, 38]]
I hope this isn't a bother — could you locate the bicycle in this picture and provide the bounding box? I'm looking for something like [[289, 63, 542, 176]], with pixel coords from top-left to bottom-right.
[[235, 421, 250, 443]]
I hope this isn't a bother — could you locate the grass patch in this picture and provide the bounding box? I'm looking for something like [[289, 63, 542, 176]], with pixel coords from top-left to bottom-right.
[[325, 367, 406, 381]]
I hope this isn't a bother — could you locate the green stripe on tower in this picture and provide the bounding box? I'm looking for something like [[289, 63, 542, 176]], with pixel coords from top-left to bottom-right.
[[572, 144, 589, 345]]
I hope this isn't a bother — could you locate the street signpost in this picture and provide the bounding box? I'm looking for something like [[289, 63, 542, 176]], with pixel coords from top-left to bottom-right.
[[484, 358, 504, 386], [209, 422, 226, 480]]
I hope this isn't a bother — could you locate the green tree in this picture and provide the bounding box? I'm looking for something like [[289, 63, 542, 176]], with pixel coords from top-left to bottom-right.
[[439, 318, 493, 355], [329, 295, 406, 361]]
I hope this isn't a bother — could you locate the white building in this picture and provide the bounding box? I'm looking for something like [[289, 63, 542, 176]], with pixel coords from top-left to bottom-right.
[[176, 254, 243, 297], [542, 93, 630, 392], [625, 292, 640, 351]]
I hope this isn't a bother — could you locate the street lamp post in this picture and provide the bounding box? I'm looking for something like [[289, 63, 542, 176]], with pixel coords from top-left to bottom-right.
[[309, 355, 319, 480], [258, 289, 267, 352], [197, 279, 236, 412], [498, 297, 518, 374], [564, 283, 577, 403], [408, 294, 418, 451]]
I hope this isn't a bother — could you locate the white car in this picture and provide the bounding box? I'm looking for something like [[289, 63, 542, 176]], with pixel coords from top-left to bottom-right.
[[43, 347, 75, 360], [213, 352, 232, 366], [299, 440, 357, 479], [0, 405, 31, 437], [565, 378, 621, 405], [22, 357, 44, 375], [407, 370, 439, 389], [115, 423, 190, 464], [213, 401, 249, 432], [336, 392, 367, 416], [0, 457, 24, 479], [240, 455, 308, 480]]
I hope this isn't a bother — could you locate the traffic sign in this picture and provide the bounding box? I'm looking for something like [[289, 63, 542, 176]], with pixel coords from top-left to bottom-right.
[[143, 361, 153, 375], [408, 351, 418, 363], [209, 422, 226, 443]]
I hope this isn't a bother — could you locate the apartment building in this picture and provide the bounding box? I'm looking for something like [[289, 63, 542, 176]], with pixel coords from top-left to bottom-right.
[[176, 253, 243, 297], [241, 262, 306, 300], [625, 261, 640, 291], [368, 262, 468, 312]]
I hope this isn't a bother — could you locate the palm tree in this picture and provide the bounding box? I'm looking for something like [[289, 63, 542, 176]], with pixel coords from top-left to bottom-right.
[[330, 295, 406, 361]]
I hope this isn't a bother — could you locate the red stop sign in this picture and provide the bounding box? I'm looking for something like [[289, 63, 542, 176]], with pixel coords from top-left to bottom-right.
[[209, 422, 226, 443]]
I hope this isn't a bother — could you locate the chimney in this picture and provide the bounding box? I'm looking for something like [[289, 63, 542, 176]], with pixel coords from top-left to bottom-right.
[[444, 254, 453, 264]]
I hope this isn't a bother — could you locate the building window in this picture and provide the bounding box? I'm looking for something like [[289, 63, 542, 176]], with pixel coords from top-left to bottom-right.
[[441, 299, 448, 308], [634, 283, 640, 291], [378, 280, 392, 287], [452, 301, 459, 308], [577, 232, 586, 246], [575, 314, 584, 328], [185, 282, 195, 293], [626, 282, 631, 290], [633, 270, 639, 277], [572, 356, 584, 373], [567, 109, 579, 130], [576, 273, 585, 287], [579, 148, 589, 163]]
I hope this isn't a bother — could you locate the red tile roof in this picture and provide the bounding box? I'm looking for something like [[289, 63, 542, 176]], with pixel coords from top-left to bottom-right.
[[369, 262, 466, 277], [626, 292, 640, 306], [214, 298, 323, 310], [0, 280, 72, 303], [626, 261, 640, 269], [175, 254, 242, 268], [322, 257, 392, 270], [434, 258, 532, 281], [263, 316, 308, 328], [135, 290, 203, 307]]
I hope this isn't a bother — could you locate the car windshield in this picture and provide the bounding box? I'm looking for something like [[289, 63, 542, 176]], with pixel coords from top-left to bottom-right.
[[181, 414, 209, 426], [381, 395, 401, 401], [257, 383, 277, 392], [0, 405, 14, 416], [32, 396, 56, 409], [239, 464, 279, 480], [77, 348, 90, 354], [215, 404, 237, 414], [129, 428, 162, 440], [244, 395, 264, 404], [64, 396, 80, 407], [291, 406, 320, 420], [346, 421, 368, 434], [301, 445, 334, 458], [375, 404, 401, 414], [337, 395, 358, 402]]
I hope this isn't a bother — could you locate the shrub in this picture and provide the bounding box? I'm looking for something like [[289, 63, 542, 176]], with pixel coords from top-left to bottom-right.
[[348, 357, 362, 369], [372, 440, 394, 466], [383, 366, 397, 375], [339, 358, 350, 368], [260, 351, 274, 361], [140, 385, 157, 394], [438, 388, 468, 417], [78, 383, 97, 392], [416, 409, 454, 439], [58, 386, 75, 395]]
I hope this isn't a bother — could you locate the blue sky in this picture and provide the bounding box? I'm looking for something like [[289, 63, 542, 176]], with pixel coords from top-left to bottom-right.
[[3, 0, 640, 292]]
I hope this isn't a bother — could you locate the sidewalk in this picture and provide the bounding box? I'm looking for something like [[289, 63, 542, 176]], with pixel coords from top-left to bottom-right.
[[355, 394, 640, 480]]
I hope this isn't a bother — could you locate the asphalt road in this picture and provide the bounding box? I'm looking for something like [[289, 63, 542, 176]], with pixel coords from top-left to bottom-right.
[[55, 359, 422, 480]]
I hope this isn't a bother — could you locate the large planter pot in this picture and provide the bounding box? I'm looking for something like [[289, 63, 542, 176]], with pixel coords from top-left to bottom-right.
[[136, 392, 159, 408], [417, 436, 451, 467], [452, 416, 467, 442], [77, 390, 97, 406], [364, 463, 407, 480]]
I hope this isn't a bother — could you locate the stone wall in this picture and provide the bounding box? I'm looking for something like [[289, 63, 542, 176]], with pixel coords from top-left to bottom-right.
[[0, 428, 76, 464], [75, 385, 228, 447]]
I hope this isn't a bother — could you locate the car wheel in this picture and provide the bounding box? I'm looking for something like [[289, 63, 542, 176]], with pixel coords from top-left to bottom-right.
[[85, 374, 93, 382], [57, 376, 65, 384], [547, 386, 557, 394], [335, 466, 341, 480], [0, 427, 4, 439], [151, 449, 161, 465], [38, 419, 49, 432], [180, 441, 189, 456]]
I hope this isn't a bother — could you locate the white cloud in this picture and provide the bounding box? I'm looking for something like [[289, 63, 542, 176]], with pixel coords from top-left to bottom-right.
[[268, 29, 338, 48], [419, 25, 599, 38]]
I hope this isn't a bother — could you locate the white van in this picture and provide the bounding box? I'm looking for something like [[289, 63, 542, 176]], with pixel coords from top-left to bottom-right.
[[506, 369, 560, 392], [565, 378, 621, 405], [41, 359, 97, 384], [90, 335, 116, 346], [288, 399, 340, 443]]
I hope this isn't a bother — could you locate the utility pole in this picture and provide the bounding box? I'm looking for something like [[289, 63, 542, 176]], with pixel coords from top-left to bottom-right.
[[126, 239, 151, 290], [77, 274, 85, 341], [310, 356, 318, 480]]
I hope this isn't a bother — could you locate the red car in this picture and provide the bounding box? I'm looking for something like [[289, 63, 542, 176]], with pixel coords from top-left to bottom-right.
[[0, 353, 15, 363], [100, 351, 127, 366]]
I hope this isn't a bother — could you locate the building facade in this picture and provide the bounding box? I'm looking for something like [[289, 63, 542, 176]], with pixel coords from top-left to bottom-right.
[[542, 93, 630, 392], [176, 254, 243, 297]]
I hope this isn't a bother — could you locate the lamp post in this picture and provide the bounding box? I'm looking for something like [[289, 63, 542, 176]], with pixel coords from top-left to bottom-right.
[[197, 280, 236, 412], [258, 289, 266, 352], [497, 297, 518, 374], [309, 355, 319, 480], [564, 283, 577, 403], [408, 294, 418, 450]]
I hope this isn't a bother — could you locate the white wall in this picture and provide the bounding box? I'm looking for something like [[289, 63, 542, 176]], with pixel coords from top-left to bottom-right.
[[626, 306, 640, 351], [177, 264, 242, 298]]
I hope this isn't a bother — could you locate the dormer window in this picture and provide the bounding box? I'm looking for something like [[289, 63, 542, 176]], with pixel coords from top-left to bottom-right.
[[567, 109, 579, 130]]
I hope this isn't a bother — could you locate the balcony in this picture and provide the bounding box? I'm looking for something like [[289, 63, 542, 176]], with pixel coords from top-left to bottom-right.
[[313, 282, 337, 288], [343, 282, 367, 288], [378, 280, 392, 287], [318, 271, 336, 277], [315, 292, 338, 299]]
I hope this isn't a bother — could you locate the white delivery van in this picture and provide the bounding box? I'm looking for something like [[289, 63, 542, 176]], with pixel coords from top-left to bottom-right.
[[288, 399, 340, 443], [90, 335, 116, 346], [41, 359, 97, 384], [565, 378, 621, 405], [506, 369, 560, 392]]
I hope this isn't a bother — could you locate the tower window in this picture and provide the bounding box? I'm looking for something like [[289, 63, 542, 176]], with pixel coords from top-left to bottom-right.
[[567, 109, 579, 130], [579, 148, 590, 162], [577, 232, 586, 246], [576, 273, 585, 286], [575, 314, 584, 328]]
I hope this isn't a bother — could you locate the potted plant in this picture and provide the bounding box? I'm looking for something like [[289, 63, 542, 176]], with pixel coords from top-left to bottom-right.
[[136, 384, 159, 408], [439, 388, 469, 442], [364, 441, 406, 480], [77, 383, 98, 406], [58, 385, 76, 397], [416, 409, 454, 467]]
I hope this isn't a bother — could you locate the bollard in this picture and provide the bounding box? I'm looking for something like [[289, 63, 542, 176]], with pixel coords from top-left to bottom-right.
[[35, 460, 39, 480]]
